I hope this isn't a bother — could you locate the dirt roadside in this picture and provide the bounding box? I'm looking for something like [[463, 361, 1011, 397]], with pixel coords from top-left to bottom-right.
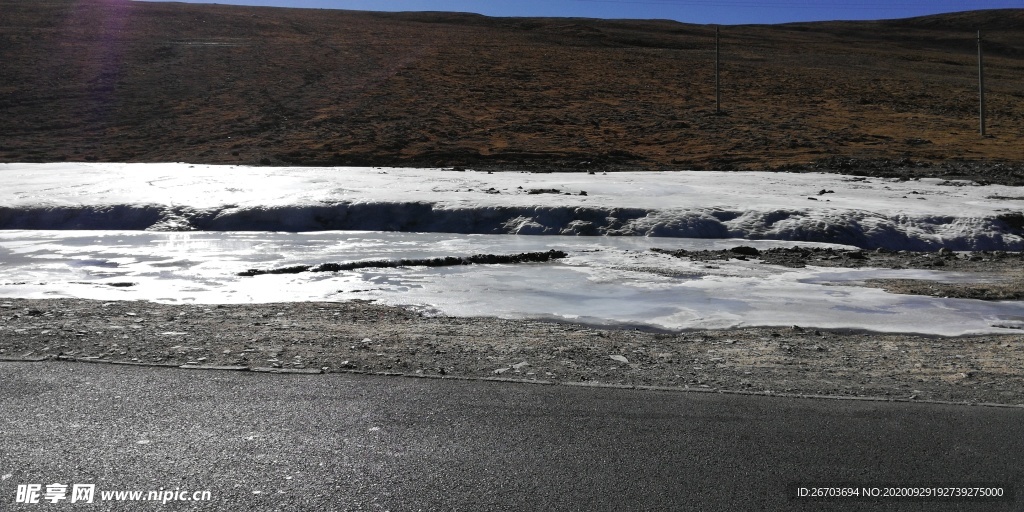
[[2, 292, 1021, 406]]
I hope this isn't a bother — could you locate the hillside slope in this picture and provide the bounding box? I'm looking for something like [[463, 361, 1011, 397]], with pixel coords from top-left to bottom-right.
[[1, 1, 1022, 179]]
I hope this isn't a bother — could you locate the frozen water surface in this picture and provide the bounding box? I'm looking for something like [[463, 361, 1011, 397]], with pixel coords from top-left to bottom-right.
[[0, 230, 1020, 336]]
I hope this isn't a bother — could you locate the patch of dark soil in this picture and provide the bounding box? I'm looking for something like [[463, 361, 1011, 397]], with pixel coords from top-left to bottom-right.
[[239, 250, 567, 276], [654, 246, 1024, 272], [771, 158, 1024, 187], [656, 246, 1024, 300], [863, 278, 1024, 300]]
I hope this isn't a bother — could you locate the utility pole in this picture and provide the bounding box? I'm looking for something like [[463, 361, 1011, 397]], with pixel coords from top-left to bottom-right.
[[715, 25, 721, 114], [978, 30, 986, 136]]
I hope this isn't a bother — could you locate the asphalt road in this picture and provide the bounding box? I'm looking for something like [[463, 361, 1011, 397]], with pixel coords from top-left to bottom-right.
[[1, 362, 1022, 511]]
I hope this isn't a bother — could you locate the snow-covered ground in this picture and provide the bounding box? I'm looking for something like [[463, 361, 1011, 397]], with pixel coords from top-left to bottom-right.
[[1, 163, 1021, 335], [1, 163, 1022, 250]]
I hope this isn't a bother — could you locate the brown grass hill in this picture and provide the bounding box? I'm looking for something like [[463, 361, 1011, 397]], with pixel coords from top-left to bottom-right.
[[1, 1, 1022, 182]]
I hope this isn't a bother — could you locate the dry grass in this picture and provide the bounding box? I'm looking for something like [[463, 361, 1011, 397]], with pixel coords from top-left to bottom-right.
[[1, 1, 1022, 176]]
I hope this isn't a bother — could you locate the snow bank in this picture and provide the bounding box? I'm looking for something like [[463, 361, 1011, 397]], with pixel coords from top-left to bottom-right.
[[1, 163, 1021, 250]]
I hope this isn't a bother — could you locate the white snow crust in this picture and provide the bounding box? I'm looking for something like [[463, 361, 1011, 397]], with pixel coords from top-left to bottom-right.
[[2, 163, 1022, 250]]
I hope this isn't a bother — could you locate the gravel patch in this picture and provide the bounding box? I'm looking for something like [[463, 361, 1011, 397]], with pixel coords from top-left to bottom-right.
[[2, 298, 1022, 406]]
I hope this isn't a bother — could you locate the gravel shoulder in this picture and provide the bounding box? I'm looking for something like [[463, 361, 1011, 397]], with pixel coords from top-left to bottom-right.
[[2, 290, 1023, 406]]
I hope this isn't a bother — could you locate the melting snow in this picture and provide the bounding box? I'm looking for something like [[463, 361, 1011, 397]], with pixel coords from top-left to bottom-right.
[[0, 230, 1021, 336]]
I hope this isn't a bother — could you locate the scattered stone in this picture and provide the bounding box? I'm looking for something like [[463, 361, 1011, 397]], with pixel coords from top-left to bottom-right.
[[609, 355, 629, 364]]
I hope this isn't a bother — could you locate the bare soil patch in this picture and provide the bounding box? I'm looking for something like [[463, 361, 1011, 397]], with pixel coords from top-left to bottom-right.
[[862, 278, 1024, 301], [656, 246, 1024, 271], [655, 246, 1024, 300]]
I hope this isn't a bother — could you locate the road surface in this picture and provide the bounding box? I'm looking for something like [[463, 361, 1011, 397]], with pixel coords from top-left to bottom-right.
[[1, 362, 1021, 511]]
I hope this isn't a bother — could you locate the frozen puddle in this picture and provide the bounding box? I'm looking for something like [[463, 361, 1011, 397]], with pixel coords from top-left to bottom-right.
[[0, 230, 1021, 336]]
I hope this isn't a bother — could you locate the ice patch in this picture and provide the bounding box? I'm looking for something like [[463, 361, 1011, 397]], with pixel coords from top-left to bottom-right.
[[0, 230, 1020, 336]]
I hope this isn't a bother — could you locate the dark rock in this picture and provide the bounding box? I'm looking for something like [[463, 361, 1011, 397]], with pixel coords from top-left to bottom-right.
[[730, 246, 760, 256]]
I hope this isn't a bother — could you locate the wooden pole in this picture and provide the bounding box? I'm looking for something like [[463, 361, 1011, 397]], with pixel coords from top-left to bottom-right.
[[715, 26, 721, 114], [978, 30, 986, 136]]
